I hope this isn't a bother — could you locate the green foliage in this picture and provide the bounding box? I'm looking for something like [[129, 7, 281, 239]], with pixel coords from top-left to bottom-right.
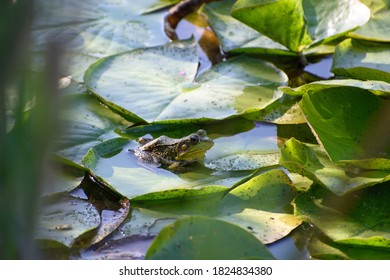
[[294, 182, 390, 248], [12, 0, 390, 259], [332, 39, 390, 82], [231, 0, 370, 53]]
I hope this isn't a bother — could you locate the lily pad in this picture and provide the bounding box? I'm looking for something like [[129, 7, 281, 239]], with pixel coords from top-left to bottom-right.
[[145, 216, 275, 260], [280, 80, 390, 161], [56, 93, 131, 163], [121, 116, 256, 139], [84, 39, 288, 123], [45, 156, 88, 196], [231, 0, 313, 53], [279, 138, 390, 195], [280, 79, 390, 97], [202, 0, 292, 55], [142, 0, 181, 13], [350, 0, 390, 42], [231, 0, 370, 53], [120, 169, 301, 245], [294, 182, 390, 248], [307, 236, 390, 260], [33, 0, 168, 81], [36, 192, 101, 248], [331, 39, 390, 83], [298, 82, 390, 161], [205, 123, 280, 171]]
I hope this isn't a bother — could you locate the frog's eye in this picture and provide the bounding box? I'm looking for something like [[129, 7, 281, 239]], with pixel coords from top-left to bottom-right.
[[190, 135, 200, 144]]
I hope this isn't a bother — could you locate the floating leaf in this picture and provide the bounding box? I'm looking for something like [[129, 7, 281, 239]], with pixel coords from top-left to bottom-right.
[[120, 170, 300, 245], [45, 156, 88, 196], [56, 93, 131, 163], [231, 0, 313, 53], [205, 123, 280, 171], [294, 182, 390, 248], [307, 236, 390, 260], [280, 79, 390, 97], [145, 216, 275, 260], [121, 116, 256, 139], [142, 0, 181, 13], [36, 192, 101, 247], [202, 0, 292, 55], [33, 0, 168, 81], [350, 0, 390, 42], [231, 0, 370, 53], [84, 39, 288, 122], [331, 39, 390, 83], [298, 81, 390, 161], [279, 138, 390, 195]]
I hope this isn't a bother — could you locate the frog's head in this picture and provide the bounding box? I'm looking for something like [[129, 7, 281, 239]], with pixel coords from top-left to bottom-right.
[[175, 129, 214, 161]]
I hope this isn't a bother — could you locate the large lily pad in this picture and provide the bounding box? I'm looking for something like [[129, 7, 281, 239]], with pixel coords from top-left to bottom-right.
[[84, 39, 288, 123], [282, 80, 390, 161], [350, 0, 390, 42], [331, 39, 390, 83], [294, 182, 390, 248], [33, 0, 168, 81], [279, 138, 390, 195], [120, 169, 301, 244], [231, 0, 370, 53], [145, 216, 275, 260], [301, 84, 390, 161]]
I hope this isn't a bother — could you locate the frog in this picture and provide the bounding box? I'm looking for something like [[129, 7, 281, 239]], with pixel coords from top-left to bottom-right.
[[130, 129, 214, 172]]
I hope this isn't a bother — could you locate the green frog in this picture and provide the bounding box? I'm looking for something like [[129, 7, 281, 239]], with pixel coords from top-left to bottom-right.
[[130, 129, 214, 172]]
